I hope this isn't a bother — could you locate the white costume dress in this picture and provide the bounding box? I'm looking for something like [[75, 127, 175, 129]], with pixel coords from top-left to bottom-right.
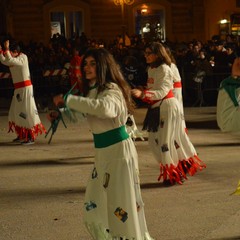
[[171, 63, 186, 129], [0, 50, 45, 140], [217, 76, 240, 132], [142, 63, 205, 183], [64, 83, 153, 240], [171, 63, 184, 115]]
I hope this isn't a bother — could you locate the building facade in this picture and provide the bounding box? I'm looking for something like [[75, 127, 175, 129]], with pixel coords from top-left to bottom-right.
[[0, 0, 240, 45]]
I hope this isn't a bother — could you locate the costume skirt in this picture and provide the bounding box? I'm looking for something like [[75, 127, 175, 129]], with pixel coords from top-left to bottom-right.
[[83, 138, 154, 240], [8, 85, 46, 140], [147, 98, 206, 184]]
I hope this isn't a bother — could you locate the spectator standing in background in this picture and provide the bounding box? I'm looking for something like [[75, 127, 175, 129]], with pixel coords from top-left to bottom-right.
[[210, 40, 228, 73], [225, 44, 237, 71], [69, 47, 83, 94]]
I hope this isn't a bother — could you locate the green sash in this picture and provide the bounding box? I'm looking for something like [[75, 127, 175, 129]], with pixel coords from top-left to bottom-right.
[[93, 126, 129, 148], [220, 76, 240, 107]]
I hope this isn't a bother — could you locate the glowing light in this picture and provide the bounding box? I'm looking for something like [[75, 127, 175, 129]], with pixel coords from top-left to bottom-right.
[[113, 0, 134, 6], [141, 8, 148, 14], [220, 19, 228, 24]]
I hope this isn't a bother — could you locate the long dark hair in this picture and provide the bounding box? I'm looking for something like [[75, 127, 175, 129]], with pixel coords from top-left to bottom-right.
[[164, 45, 176, 64], [145, 42, 172, 67], [80, 48, 135, 114]]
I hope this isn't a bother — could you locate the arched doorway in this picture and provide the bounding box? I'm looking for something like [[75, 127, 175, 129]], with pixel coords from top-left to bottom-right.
[[128, 1, 172, 42], [43, 0, 90, 44]]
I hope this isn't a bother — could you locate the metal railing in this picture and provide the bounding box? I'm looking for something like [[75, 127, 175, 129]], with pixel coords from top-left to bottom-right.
[[0, 69, 70, 98], [182, 70, 230, 107]]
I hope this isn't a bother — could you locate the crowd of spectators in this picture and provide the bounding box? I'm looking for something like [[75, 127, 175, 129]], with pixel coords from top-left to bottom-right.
[[1, 32, 240, 106]]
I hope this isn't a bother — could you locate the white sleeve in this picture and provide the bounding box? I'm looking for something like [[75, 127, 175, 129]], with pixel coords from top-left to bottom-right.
[[65, 88, 122, 119], [144, 65, 173, 101], [126, 114, 145, 141], [59, 108, 86, 124], [4, 50, 27, 66], [236, 88, 240, 106], [0, 52, 7, 65], [171, 64, 181, 82]]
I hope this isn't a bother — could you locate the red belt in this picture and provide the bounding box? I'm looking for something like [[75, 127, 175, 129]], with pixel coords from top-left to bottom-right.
[[163, 90, 174, 99], [174, 82, 182, 88], [14, 80, 32, 89], [145, 89, 174, 106]]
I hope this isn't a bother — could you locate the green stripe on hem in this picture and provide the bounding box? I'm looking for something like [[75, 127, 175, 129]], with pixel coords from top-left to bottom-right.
[[93, 126, 129, 148]]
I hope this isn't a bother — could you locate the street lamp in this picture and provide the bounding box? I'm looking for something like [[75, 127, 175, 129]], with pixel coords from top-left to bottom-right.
[[113, 0, 135, 47]]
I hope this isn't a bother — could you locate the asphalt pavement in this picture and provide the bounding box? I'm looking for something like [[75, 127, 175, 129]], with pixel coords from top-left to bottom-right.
[[0, 105, 240, 240]]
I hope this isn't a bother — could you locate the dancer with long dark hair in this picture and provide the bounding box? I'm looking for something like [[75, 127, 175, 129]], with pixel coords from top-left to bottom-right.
[[50, 48, 153, 239], [132, 42, 206, 186]]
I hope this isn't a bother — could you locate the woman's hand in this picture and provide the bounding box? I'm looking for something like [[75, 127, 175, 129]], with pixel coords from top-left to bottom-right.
[[4, 40, 9, 50], [53, 94, 65, 107], [47, 111, 59, 122], [131, 89, 143, 99]]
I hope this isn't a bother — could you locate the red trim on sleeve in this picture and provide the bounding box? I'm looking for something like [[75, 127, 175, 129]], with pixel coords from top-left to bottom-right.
[[173, 82, 182, 88]]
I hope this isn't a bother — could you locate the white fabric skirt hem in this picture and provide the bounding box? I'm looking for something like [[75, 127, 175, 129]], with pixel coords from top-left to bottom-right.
[[85, 222, 154, 240]]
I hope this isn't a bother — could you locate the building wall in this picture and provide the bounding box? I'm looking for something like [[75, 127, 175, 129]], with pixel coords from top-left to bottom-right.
[[204, 0, 240, 40], [2, 0, 240, 45], [6, 0, 45, 43], [90, 0, 123, 44]]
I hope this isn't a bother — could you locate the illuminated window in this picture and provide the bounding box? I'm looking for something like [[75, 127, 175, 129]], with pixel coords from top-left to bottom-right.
[[50, 11, 83, 38]]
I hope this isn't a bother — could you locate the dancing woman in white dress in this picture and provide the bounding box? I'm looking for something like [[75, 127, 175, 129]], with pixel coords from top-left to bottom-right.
[[131, 42, 206, 186], [51, 48, 153, 239]]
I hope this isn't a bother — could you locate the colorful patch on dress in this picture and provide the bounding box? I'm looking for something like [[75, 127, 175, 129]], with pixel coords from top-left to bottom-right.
[[136, 202, 140, 212], [85, 201, 97, 211], [92, 167, 98, 179], [161, 144, 169, 152], [147, 77, 154, 84], [19, 112, 27, 119], [16, 94, 22, 102], [126, 116, 133, 126], [114, 207, 128, 222], [174, 140, 180, 149], [103, 172, 110, 188], [160, 119, 164, 128]]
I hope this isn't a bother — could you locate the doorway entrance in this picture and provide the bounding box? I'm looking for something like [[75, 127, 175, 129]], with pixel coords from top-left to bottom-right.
[[50, 11, 83, 39], [43, 0, 91, 44], [135, 8, 165, 42]]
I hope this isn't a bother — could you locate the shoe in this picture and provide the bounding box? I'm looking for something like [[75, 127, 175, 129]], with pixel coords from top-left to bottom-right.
[[163, 179, 176, 187], [21, 139, 35, 145], [180, 174, 186, 183], [13, 137, 21, 142]]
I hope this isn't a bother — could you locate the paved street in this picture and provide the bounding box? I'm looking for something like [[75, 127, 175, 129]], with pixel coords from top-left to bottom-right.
[[0, 106, 240, 240]]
